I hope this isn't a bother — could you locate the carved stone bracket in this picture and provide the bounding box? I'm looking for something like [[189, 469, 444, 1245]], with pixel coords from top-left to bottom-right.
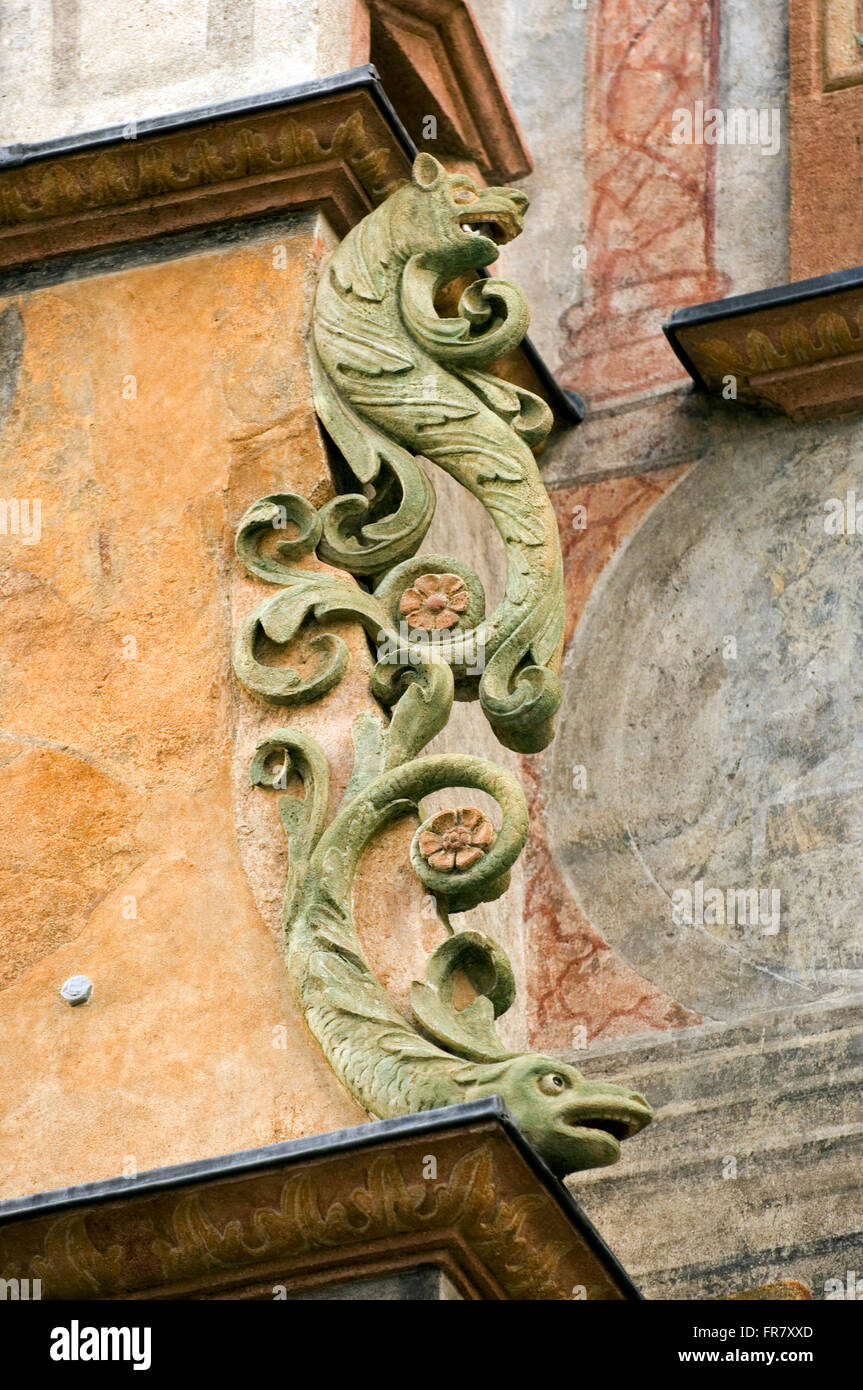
[[231, 152, 652, 1180], [368, 0, 532, 180]]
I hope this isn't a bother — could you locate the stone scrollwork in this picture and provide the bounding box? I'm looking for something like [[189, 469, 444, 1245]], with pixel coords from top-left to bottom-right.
[[232, 154, 652, 1178]]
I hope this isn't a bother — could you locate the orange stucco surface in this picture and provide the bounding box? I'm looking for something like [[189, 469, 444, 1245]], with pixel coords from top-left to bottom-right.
[[0, 221, 375, 1199]]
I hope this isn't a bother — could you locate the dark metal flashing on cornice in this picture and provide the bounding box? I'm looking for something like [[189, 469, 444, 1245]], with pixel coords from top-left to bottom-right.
[[664, 264, 863, 389], [0, 66, 582, 428], [0, 65, 414, 172], [667, 263, 863, 331], [0, 1096, 641, 1299], [664, 265, 863, 422], [0, 1098, 508, 1224]]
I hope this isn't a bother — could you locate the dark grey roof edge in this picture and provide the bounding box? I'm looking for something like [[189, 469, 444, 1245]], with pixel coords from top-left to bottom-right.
[[525, 348, 586, 424], [663, 264, 863, 390], [0, 64, 414, 171], [0, 1096, 642, 1298], [0, 65, 583, 428]]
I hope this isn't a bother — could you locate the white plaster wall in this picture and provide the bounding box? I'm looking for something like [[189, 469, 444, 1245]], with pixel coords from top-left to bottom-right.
[[0, 0, 359, 145]]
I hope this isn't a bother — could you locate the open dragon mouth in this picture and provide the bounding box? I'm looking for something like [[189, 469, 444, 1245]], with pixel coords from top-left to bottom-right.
[[459, 211, 521, 245], [574, 1117, 632, 1142], [564, 1104, 651, 1143]]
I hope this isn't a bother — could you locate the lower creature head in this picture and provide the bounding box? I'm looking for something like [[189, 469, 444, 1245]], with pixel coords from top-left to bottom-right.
[[465, 1054, 652, 1177]]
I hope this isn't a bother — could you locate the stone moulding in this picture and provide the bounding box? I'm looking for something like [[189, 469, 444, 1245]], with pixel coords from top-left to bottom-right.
[[820, 0, 863, 91], [231, 152, 653, 1181], [664, 265, 863, 421], [0, 1103, 640, 1301], [368, 0, 532, 181], [0, 109, 391, 233], [0, 77, 404, 267], [0, 65, 579, 429]]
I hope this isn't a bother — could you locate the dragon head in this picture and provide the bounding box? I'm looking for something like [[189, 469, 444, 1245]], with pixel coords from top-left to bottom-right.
[[388, 152, 529, 273], [465, 1054, 653, 1178]]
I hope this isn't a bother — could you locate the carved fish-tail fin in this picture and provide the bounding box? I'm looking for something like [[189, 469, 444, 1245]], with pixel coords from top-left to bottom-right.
[[411, 931, 518, 1062], [289, 751, 531, 1118]]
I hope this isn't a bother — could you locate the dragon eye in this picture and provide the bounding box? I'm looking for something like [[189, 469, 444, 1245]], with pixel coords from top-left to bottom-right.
[[537, 1072, 567, 1095], [452, 186, 479, 205]]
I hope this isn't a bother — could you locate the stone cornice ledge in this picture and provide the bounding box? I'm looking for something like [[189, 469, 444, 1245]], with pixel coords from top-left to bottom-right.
[[665, 265, 863, 423], [0, 64, 581, 428], [0, 1100, 639, 1301], [0, 67, 411, 260]]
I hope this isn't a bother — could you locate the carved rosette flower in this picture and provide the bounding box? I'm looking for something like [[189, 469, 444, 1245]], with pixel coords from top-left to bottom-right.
[[417, 807, 496, 872], [399, 572, 470, 631]]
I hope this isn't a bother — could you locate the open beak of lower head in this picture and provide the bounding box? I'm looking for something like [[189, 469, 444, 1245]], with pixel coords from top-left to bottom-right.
[[563, 1093, 653, 1156]]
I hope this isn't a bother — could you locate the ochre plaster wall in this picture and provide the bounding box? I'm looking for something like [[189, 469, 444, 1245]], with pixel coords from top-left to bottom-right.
[[0, 219, 384, 1198]]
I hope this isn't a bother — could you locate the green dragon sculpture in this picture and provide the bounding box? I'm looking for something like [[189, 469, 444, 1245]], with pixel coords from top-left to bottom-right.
[[232, 154, 652, 1178]]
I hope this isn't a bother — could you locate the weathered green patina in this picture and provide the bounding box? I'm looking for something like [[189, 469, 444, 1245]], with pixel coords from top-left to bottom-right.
[[235, 151, 564, 753], [232, 155, 652, 1177]]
